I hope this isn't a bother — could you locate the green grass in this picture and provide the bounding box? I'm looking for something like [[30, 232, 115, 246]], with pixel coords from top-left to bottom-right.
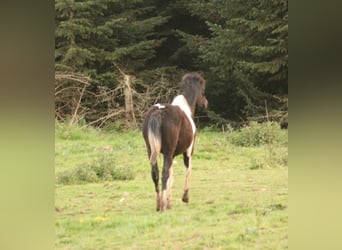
[[55, 122, 288, 249]]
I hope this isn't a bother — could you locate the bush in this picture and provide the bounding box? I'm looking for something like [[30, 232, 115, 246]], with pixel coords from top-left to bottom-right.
[[227, 122, 287, 147], [57, 154, 135, 185]]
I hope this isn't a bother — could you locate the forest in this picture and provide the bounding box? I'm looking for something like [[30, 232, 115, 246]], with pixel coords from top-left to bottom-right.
[[55, 0, 288, 129]]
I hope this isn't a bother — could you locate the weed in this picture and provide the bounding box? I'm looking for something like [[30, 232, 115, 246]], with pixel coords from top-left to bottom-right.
[[102, 121, 124, 133], [218, 122, 289, 169], [55, 122, 100, 141], [57, 154, 135, 185], [229, 204, 253, 215], [250, 158, 265, 170], [227, 121, 287, 147]]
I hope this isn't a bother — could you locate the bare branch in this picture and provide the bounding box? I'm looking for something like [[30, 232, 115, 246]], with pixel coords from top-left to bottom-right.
[[88, 110, 125, 127], [113, 62, 126, 77], [70, 83, 87, 125]]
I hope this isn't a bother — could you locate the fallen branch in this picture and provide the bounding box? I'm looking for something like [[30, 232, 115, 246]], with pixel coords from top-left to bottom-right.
[[88, 110, 125, 127]]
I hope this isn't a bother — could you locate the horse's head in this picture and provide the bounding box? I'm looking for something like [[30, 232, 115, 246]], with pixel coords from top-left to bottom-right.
[[181, 73, 208, 109]]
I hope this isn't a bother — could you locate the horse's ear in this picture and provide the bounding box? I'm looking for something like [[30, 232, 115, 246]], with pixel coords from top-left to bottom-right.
[[179, 74, 189, 89], [180, 72, 206, 90], [180, 74, 187, 88]]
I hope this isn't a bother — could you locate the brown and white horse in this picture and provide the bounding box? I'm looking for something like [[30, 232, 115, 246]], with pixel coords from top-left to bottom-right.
[[142, 73, 208, 212]]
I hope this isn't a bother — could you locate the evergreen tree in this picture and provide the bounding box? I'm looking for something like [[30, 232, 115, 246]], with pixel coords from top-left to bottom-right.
[[55, 0, 168, 87], [55, 0, 288, 126], [55, 0, 169, 125], [182, 0, 288, 121], [139, 0, 209, 71], [55, 0, 111, 72]]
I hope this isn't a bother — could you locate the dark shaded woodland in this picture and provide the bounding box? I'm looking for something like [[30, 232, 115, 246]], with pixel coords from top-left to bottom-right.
[[55, 0, 288, 128]]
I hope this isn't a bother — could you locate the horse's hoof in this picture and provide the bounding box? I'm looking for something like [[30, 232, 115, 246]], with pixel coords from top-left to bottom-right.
[[182, 190, 189, 203], [182, 195, 189, 203]]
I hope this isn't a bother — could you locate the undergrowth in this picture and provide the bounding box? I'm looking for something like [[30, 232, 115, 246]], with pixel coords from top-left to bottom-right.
[[57, 154, 135, 185], [226, 121, 287, 147], [202, 121, 288, 169], [55, 121, 288, 184], [55, 122, 136, 184], [55, 121, 101, 141]]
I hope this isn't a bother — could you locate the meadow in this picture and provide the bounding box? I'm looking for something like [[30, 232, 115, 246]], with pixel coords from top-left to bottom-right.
[[55, 122, 288, 249]]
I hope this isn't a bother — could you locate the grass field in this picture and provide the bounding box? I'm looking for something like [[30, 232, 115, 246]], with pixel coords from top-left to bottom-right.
[[55, 122, 288, 249]]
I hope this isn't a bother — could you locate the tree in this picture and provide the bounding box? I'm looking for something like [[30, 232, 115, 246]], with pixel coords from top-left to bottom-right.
[[181, 0, 288, 122], [55, 0, 168, 85], [55, 0, 288, 127], [55, 0, 110, 73], [55, 0, 170, 125]]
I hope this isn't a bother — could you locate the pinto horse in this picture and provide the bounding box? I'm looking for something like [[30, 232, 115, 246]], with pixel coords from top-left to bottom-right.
[[142, 73, 208, 211]]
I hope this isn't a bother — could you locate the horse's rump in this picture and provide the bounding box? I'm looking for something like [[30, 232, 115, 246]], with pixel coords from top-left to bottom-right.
[[143, 104, 193, 158]]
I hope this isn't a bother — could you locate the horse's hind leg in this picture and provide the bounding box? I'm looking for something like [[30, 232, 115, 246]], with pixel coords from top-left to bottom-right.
[[166, 165, 174, 210], [182, 152, 192, 203], [151, 163, 160, 211], [161, 155, 173, 211]]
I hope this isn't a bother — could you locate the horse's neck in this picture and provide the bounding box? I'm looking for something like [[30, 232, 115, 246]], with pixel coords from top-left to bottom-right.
[[172, 95, 192, 117], [171, 95, 196, 134]]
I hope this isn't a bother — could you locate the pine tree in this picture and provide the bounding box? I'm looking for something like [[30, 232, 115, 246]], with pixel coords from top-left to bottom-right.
[[55, 0, 168, 86], [55, 0, 111, 73], [55, 0, 288, 125], [55, 0, 169, 125], [181, 0, 288, 121]]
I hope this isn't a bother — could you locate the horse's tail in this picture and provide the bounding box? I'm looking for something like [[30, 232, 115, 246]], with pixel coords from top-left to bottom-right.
[[147, 112, 162, 165]]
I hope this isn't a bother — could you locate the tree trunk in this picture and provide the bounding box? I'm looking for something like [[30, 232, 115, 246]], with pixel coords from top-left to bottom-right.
[[124, 74, 134, 127]]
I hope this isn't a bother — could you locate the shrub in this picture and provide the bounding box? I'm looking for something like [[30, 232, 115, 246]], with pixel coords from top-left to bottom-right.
[[57, 154, 135, 185], [227, 122, 287, 147]]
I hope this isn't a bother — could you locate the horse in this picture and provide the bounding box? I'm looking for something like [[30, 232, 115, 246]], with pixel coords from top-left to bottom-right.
[[142, 73, 208, 212]]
